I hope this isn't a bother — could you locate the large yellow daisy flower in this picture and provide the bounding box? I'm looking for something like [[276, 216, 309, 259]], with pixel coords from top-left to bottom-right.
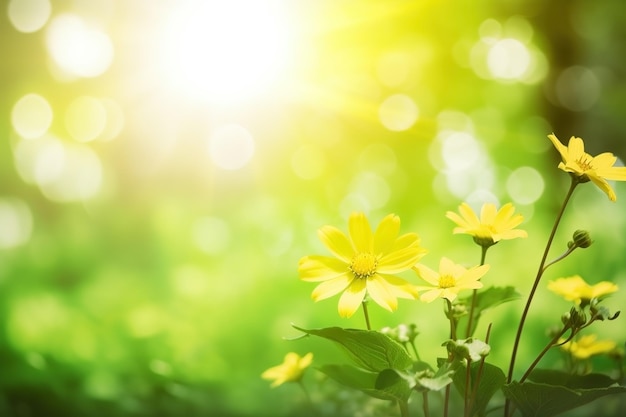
[[413, 257, 490, 303], [298, 212, 426, 318], [261, 352, 313, 387], [446, 202, 527, 246], [548, 134, 626, 201], [547, 275, 618, 305]]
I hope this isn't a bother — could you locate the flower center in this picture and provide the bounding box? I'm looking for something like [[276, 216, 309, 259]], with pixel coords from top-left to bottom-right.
[[350, 252, 378, 279], [576, 156, 593, 171], [439, 274, 456, 289]]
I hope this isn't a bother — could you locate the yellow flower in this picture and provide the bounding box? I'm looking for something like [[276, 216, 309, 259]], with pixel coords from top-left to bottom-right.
[[548, 134, 626, 201], [413, 257, 490, 303], [547, 275, 618, 305], [560, 335, 617, 360], [261, 352, 313, 387], [299, 212, 426, 318], [446, 202, 527, 246]]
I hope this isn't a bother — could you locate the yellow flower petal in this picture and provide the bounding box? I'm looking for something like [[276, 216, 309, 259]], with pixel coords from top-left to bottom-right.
[[349, 212, 373, 253], [380, 274, 419, 299], [366, 274, 397, 311], [413, 263, 439, 286], [480, 203, 497, 224], [548, 134, 568, 161], [299, 256, 347, 282], [338, 278, 367, 318], [311, 273, 352, 301], [419, 289, 443, 303], [378, 246, 423, 274], [318, 225, 354, 262], [373, 214, 400, 255]]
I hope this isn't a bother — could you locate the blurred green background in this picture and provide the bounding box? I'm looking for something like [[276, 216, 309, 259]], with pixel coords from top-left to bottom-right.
[[1, 0, 626, 416]]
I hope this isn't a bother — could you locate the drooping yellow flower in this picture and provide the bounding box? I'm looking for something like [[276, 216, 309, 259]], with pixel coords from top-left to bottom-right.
[[560, 335, 617, 360], [413, 257, 490, 303], [446, 202, 527, 246], [299, 212, 426, 318], [548, 134, 626, 201], [547, 275, 618, 305], [261, 352, 313, 387]]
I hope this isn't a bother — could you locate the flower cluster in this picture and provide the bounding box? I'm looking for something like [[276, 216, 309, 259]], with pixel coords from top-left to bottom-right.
[[262, 134, 626, 417]]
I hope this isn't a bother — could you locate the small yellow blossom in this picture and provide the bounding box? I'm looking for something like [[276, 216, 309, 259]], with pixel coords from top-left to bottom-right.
[[299, 212, 427, 318], [261, 352, 313, 387], [446, 202, 527, 246], [560, 335, 617, 360], [548, 134, 626, 201], [413, 257, 490, 303], [547, 275, 618, 305]]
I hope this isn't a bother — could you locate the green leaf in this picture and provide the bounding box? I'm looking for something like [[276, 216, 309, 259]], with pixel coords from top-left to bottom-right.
[[503, 370, 626, 417], [292, 326, 413, 372], [453, 361, 505, 417], [457, 286, 521, 336], [375, 369, 412, 402], [318, 364, 412, 402]]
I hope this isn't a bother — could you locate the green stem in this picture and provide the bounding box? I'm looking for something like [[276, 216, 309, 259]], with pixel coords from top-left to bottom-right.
[[519, 326, 569, 383], [466, 245, 489, 338], [422, 391, 430, 417], [446, 298, 457, 340], [298, 380, 317, 415], [464, 358, 472, 417], [444, 385, 450, 417], [399, 399, 410, 417], [504, 178, 578, 417], [467, 323, 492, 417], [362, 300, 371, 330]]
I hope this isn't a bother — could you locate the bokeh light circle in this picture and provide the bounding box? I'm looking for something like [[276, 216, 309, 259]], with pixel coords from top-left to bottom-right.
[[45, 14, 114, 78], [192, 217, 231, 255], [208, 124, 255, 170], [7, 0, 51, 33], [11, 93, 53, 139], [555, 66, 601, 112], [506, 166, 544, 204], [487, 38, 530, 80], [0, 197, 33, 249], [65, 96, 107, 142], [378, 94, 419, 131]]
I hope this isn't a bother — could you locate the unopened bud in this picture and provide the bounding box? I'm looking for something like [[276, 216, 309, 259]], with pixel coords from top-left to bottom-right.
[[571, 230, 592, 249]]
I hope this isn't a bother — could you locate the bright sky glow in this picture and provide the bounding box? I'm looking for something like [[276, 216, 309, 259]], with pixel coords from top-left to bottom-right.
[[7, 0, 51, 33], [45, 14, 114, 78], [161, 0, 291, 105], [208, 124, 255, 170], [11, 93, 53, 139], [291, 145, 327, 180]]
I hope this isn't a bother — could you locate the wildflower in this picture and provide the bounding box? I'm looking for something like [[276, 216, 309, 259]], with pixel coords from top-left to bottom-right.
[[446, 202, 527, 247], [413, 257, 490, 303], [298, 212, 426, 318], [547, 275, 618, 305], [560, 335, 617, 360], [261, 352, 313, 387], [548, 134, 626, 201]]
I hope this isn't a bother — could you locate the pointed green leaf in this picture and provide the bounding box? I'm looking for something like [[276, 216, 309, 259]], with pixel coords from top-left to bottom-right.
[[292, 326, 413, 372], [503, 370, 626, 417], [375, 369, 413, 402], [457, 286, 521, 336], [453, 362, 505, 416]]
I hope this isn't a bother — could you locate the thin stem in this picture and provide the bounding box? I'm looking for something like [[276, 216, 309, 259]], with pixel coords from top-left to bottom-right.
[[464, 358, 472, 417], [298, 380, 317, 415], [519, 326, 569, 383], [504, 178, 578, 417], [362, 300, 371, 330], [399, 399, 410, 417], [422, 391, 430, 417], [466, 245, 489, 338], [446, 298, 457, 340], [467, 323, 493, 417], [444, 385, 450, 417], [410, 341, 421, 361]]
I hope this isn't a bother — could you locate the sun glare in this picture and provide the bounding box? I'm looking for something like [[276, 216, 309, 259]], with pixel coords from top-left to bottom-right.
[[161, 0, 291, 105]]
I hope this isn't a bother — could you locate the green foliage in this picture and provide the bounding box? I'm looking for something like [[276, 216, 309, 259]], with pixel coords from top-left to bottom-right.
[[456, 286, 521, 337], [453, 362, 506, 417], [292, 326, 413, 372], [503, 370, 626, 417]]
